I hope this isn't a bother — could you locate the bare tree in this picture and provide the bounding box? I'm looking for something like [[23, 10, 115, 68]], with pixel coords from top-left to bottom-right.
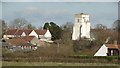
[[113, 20, 120, 43], [61, 22, 73, 32], [95, 24, 107, 30], [25, 23, 36, 29], [2, 20, 7, 38], [61, 22, 73, 45], [10, 18, 28, 29], [113, 20, 120, 30]]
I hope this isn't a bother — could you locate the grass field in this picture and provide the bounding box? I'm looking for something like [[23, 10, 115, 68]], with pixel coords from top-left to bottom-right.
[[2, 61, 119, 66]]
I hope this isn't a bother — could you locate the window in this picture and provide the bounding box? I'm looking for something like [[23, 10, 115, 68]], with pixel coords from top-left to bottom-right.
[[78, 19, 79, 22]]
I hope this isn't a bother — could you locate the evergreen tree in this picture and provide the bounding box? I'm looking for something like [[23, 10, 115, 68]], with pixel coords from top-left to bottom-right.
[[43, 22, 49, 29], [43, 22, 62, 40]]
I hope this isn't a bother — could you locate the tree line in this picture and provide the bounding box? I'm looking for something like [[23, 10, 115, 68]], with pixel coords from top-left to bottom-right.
[[1, 18, 120, 54]]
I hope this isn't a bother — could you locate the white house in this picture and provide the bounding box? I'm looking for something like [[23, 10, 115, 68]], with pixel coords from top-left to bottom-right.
[[39, 29, 52, 42], [72, 13, 90, 40], [3, 29, 52, 42], [29, 29, 52, 42], [94, 43, 120, 56]]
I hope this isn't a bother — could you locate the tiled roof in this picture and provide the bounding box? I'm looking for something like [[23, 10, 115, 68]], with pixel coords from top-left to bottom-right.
[[4, 29, 47, 35], [105, 44, 120, 50], [14, 30, 23, 35], [6, 36, 36, 46], [34, 30, 47, 35], [5, 29, 17, 35], [6, 38, 27, 46], [23, 29, 33, 35], [23, 36, 35, 41]]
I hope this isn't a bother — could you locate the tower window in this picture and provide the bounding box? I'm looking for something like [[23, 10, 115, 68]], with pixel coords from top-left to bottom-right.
[[78, 19, 79, 22]]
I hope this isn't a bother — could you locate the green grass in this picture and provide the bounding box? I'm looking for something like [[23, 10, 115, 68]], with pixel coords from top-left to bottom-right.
[[2, 61, 119, 66]]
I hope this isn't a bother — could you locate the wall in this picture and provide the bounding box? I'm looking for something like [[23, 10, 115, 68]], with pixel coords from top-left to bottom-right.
[[44, 30, 52, 41], [31, 37, 40, 46], [94, 44, 108, 56], [29, 30, 38, 38], [3, 35, 15, 39]]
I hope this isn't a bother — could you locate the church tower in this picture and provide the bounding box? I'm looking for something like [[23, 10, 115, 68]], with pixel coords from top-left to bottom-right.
[[72, 13, 90, 40]]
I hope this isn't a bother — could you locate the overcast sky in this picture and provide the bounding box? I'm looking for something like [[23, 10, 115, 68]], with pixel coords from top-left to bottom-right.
[[1, 0, 120, 2], [1, 1, 119, 28]]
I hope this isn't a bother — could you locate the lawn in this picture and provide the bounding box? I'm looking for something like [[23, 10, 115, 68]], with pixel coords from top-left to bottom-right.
[[2, 61, 119, 66]]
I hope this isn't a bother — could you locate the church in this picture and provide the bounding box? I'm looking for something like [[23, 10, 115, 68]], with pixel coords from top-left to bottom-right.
[[72, 13, 90, 40]]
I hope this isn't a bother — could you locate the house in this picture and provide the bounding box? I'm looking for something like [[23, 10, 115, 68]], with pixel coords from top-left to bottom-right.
[[3, 29, 33, 39], [5, 35, 45, 48], [23, 29, 33, 36], [35, 29, 52, 42], [23, 36, 41, 47], [3, 29, 17, 39], [29, 29, 52, 42], [94, 42, 120, 56], [3, 29, 52, 42], [14, 29, 32, 37], [5, 37, 37, 51]]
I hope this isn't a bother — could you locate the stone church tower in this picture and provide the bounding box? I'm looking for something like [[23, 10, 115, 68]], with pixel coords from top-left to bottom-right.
[[72, 13, 90, 40]]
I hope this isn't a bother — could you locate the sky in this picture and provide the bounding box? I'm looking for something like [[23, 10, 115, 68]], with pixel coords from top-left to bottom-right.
[[1, 1, 119, 28], [1, 0, 120, 2]]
